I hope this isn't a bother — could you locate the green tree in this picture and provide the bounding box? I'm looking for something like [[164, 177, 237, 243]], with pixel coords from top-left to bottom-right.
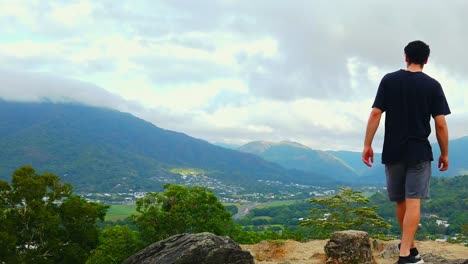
[[132, 183, 234, 244], [0, 166, 108, 263], [86, 225, 142, 264], [225, 204, 239, 216], [301, 187, 390, 237]]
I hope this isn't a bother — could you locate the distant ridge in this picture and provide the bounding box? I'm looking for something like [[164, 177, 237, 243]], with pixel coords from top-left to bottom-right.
[[329, 137, 468, 179], [240, 136, 468, 184], [239, 140, 361, 182], [432, 135, 468, 176]]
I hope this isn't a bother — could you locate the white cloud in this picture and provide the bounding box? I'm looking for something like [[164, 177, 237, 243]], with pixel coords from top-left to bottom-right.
[[0, 0, 466, 152], [49, 1, 94, 28]]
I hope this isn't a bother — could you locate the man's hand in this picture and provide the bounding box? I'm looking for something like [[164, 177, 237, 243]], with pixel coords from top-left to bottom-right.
[[438, 155, 449, 171], [362, 145, 374, 167]]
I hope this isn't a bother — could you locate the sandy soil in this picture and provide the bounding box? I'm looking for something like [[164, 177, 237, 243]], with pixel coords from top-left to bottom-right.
[[242, 239, 468, 264]]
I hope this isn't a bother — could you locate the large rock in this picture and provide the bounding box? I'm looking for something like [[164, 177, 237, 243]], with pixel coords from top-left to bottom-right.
[[122, 232, 254, 264], [324, 230, 374, 264]]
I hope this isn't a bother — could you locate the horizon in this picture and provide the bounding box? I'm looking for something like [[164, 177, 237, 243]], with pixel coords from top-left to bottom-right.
[[1, 1, 467, 151]]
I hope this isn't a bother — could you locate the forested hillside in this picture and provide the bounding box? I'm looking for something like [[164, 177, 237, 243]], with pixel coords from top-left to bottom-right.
[[0, 101, 334, 192]]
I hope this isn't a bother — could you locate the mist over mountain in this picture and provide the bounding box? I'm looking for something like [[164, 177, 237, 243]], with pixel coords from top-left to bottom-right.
[[0, 101, 334, 192]]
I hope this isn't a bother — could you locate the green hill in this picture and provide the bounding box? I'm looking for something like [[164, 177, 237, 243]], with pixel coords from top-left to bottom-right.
[[0, 101, 335, 192]]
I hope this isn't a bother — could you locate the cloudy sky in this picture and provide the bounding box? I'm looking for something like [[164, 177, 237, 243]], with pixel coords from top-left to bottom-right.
[[1, 0, 467, 151]]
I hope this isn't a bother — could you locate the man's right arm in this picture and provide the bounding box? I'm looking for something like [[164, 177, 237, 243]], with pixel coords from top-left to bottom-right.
[[362, 107, 382, 167], [434, 115, 449, 171]]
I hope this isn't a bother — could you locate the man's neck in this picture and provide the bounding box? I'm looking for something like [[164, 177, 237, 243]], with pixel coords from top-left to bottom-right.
[[406, 63, 424, 72]]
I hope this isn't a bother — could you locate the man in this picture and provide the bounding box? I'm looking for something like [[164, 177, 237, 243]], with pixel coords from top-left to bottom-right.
[[362, 40, 450, 264]]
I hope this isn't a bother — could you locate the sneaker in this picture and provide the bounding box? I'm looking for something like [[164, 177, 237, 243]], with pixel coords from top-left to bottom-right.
[[398, 243, 424, 262], [397, 255, 424, 264]]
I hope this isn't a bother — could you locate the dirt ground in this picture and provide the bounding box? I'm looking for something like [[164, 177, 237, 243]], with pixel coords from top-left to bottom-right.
[[241, 239, 468, 264]]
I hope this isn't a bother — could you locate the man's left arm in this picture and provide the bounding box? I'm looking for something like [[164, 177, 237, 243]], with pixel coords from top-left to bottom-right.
[[362, 107, 383, 167]]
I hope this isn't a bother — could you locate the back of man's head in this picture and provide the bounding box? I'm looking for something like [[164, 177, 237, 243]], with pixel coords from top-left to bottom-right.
[[404, 40, 430, 65]]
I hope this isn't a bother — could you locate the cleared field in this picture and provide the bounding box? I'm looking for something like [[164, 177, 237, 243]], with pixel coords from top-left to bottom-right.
[[251, 216, 273, 221], [254, 199, 305, 209], [105, 205, 137, 221]]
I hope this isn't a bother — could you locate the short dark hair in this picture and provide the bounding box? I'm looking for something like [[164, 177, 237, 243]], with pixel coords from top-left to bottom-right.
[[404, 40, 430, 65]]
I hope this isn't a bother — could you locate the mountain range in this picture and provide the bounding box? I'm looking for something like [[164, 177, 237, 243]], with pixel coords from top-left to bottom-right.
[[0, 101, 332, 192]]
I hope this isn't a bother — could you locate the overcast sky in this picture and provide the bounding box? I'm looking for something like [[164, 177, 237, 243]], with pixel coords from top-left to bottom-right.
[[1, 0, 467, 151]]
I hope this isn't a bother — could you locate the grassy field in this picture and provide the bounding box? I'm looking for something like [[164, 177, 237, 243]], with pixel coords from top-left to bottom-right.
[[252, 216, 273, 221], [254, 199, 306, 209], [105, 205, 137, 221]]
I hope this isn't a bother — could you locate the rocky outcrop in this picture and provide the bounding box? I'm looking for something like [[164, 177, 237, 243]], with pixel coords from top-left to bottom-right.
[[379, 243, 399, 259], [122, 232, 254, 264], [421, 253, 468, 264], [377, 243, 468, 263], [324, 230, 374, 264], [371, 239, 385, 252]]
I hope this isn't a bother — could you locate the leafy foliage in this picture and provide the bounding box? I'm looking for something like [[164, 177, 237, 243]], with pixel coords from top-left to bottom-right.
[[238, 201, 311, 226], [132, 184, 234, 244], [228, 224, 304, 244], [301, 187, 390, 237], [225, 204, 239, 216], [86, 225, 142, 264], [0, 166, 108, 263]]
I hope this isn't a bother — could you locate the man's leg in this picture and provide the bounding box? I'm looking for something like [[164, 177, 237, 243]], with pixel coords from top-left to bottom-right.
[[396, 200, 405, 228], [401, 160, 431, 256], [399, 198, 421, 257], [396, 200, 416, 249]]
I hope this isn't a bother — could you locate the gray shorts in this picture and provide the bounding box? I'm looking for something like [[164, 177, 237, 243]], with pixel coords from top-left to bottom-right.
[[385, 161, 431, 202]]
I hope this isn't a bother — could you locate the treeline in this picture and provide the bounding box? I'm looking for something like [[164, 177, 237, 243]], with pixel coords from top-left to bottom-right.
[[2, 166, 466, 264], [0, 166, 305, 264]]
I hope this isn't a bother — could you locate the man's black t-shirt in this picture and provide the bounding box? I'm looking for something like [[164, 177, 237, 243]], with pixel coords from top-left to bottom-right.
[[372, 69, 451, 164]]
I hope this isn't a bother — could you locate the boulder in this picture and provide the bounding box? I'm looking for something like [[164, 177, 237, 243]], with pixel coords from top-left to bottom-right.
[[324, 230, 374, 264], [122, 232, 254, 264]]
